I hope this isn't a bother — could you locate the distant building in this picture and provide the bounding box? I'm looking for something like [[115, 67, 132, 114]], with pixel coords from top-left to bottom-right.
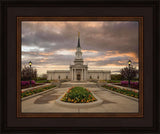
[[47, 32, 111, 81]]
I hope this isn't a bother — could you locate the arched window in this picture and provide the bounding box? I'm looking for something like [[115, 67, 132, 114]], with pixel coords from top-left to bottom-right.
[[90, 76, 92, 79], [97, 76, 99, 79], [58, 75, 60, 80], [66, 76, 68, 79]]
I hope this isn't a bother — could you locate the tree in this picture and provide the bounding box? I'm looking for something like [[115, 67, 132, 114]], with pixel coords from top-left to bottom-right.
[[120, 66, 138, 80], [21, 65, 37, 81], [37, 74, 47, 80], [111, 74, 122, 80]]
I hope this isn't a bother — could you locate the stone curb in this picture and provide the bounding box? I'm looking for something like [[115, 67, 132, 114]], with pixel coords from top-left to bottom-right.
[[55, 91, 103, 108], [100, 87, 139, 102], [21, 87, 57, 101]]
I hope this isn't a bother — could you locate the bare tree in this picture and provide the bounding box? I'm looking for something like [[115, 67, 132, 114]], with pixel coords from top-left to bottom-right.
[[120, 67, 138, 80], [21, 65, 37, 81]]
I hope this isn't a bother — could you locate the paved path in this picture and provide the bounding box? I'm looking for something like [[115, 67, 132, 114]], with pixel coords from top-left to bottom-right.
[[22, 87, 138, 113]]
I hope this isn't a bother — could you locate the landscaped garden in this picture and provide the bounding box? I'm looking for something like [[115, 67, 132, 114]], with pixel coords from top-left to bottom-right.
[[21, 85, 56, 98], [102, 85, 139, 98], [35, 80, 51, 83], [107, 80, 139, 89], [21, 80, 52, 89], [61, 87, 97, 103], [119, 81, 139, 89]]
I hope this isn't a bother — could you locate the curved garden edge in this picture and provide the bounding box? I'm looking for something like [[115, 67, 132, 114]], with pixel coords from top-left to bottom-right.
[[100, 87, 139, 102], [21, 83, 52, 92], [21, 86, 57, 101], [55, 91, 103, 108]]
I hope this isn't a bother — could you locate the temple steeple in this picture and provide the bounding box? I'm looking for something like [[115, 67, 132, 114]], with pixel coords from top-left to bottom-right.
[[77, 32, 80, 48], [74, 32, 83, 65]]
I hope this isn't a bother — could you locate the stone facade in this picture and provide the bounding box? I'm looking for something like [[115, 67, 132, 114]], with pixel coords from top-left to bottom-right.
[[47, 32, 111, 81]]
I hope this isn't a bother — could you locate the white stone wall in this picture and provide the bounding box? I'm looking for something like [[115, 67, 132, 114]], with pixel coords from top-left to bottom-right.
[[47, 70, 111, 81], [88, 71, 111, 80], [47, 71, 70, 80]]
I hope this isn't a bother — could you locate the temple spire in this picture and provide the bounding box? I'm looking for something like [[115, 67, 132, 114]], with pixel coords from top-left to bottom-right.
[[78, 32, 80, 48]]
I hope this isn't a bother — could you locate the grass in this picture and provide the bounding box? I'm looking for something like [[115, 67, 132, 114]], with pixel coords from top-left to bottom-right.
[[107, 80, 138, 83], [21, 85, 56, 98], [61, 87, 97, 103], [102, 85, 139, 98], [35, 80, 51, 83]]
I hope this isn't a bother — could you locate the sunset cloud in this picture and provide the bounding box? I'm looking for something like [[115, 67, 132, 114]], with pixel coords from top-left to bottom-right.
[[21, 21, 139, 75]]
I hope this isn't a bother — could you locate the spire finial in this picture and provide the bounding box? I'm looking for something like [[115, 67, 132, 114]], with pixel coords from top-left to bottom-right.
[[77, 32, 80, 47]]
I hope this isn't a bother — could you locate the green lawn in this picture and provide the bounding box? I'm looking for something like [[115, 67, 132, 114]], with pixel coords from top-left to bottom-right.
[[107, 80, 138, 83], [35, 80, 51, 83]]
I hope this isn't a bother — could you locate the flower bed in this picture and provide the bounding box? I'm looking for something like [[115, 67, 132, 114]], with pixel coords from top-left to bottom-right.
[[102, 85, 139, 98], [21, 80, 36, 89], [120, 81, 139, 89], [61, 87, 97, 103], [21, 85, 56, 98]]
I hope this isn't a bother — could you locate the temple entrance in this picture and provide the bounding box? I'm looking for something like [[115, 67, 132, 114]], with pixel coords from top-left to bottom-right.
[[77, 74, 81, 80]]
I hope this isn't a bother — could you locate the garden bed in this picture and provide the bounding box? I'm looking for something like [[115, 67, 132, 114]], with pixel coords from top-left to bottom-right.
[[21, 80, 45, 89], [21, 85, 56, 98], [119, 81, 139, 89], [61, 87, 97, 103], [21, 83, 44, 89], [102, 85, 139, 98], [115, 83, 138, 89]]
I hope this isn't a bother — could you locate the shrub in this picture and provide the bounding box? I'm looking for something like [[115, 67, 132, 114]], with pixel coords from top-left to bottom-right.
[[31, 80, 36, 84], [121, 81, 139, 89], [21, 81, 30, 86], [21, 80, 36, 87], [111, 74, 122, 80]]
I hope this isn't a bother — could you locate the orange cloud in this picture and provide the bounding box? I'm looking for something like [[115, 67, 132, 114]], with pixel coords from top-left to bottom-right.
[[39, 52, 54, 56], [82, 50, 98, 53], [85, 50, 138, 63], [40, 58, 48, 62]]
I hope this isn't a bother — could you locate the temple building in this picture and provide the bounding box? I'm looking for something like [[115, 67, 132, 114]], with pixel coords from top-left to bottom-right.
[[47, 33, 111, 81]]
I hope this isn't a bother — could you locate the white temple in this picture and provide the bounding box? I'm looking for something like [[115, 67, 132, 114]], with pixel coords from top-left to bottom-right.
[[47, 32, 111, 81]]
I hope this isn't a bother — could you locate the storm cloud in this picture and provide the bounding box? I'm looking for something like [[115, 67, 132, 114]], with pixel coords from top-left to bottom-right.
[[21, 21, 139, 75]]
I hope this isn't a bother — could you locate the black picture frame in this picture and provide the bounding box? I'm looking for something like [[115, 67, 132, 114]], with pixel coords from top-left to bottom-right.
[[0, 0, 159, 133]]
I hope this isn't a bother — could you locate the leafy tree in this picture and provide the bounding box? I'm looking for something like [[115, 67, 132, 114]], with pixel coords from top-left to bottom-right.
[[111, 74, 122, 80], [37, 74, 47, 80], [21, 65, 37, 81], [120, 67, 138, 80]]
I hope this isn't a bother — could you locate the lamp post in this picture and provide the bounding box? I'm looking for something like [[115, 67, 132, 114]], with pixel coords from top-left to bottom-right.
[[29, 61, 32, 87], [128, 60, 131, 87]]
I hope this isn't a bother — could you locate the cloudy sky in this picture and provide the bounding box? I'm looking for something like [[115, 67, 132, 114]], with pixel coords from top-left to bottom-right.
[[21, 21, 139, 76]]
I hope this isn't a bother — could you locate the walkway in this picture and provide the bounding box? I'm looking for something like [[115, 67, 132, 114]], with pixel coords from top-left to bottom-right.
[[22, 86, 138, 113]]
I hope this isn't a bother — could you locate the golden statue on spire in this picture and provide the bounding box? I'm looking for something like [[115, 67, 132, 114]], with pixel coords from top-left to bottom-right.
[[78, 32, 80, 38]]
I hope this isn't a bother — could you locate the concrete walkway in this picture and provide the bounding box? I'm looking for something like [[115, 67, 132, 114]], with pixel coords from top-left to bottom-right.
[[22, 86, 139, 113]]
